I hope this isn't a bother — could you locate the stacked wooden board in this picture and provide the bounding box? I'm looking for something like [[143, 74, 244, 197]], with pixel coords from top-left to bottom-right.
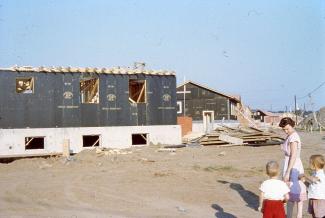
[[199, 125, 284, 147]]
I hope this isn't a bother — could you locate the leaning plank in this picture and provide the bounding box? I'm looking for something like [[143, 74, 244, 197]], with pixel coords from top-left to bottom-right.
[[25, 137, 35, 147], [136, 84, 145, 103], [249, 127, 264, 132], [91, 138, 100, 147], [128, 97, 136, 103]]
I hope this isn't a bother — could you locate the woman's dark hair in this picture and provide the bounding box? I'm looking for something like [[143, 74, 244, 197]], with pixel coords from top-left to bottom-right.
[[279, 117, 295, 128]]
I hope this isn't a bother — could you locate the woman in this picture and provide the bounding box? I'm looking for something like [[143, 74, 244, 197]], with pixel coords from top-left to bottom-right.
[[279, 117, 307, 218]]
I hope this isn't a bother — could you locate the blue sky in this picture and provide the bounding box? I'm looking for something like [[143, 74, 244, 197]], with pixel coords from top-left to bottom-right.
[[0, 0, 324, 111]]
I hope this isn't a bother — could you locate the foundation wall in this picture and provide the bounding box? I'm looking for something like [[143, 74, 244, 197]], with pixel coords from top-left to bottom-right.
[[0, 125, 181, 157]]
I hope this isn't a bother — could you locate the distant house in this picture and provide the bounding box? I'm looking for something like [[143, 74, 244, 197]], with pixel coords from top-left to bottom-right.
[[252, 109, 281, 125], [0, 66, 181, 157], [176, 81, 240, 133]]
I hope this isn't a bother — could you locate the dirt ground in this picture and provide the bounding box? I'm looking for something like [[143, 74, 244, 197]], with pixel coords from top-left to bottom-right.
[[0, 131, 324, 218]]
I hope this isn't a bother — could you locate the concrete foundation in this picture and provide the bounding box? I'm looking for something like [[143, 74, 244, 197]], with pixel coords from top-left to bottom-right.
[[0, 125, 181, 157]]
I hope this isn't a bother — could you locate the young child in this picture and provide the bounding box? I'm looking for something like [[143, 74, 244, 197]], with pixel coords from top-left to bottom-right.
[[303, 154, 325, 218], [259, 161, 290, 218]]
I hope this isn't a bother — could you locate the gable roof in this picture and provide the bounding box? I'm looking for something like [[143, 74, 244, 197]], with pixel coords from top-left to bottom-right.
[[177, 80, 240, 102], [0, 66, 175, 76], [256, 109, 279, 117]]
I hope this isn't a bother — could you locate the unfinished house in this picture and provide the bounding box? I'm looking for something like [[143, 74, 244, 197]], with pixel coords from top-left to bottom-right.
[[0, 66, 181, 157], [177, 81, 240, 133]]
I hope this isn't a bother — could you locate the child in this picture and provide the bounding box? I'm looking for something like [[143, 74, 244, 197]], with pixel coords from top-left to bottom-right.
[[259, 161, 290, 218], [303, 155, 325, 218]]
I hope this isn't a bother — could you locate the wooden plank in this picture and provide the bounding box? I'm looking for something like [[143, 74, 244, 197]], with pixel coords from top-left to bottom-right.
[[128, 97, 136, 103], [247, 141, 282, 146], [243, 138, 268, 142], [219, 143, 249, 147], [91, 138, 100, 147], [200, 139, 222, 143], [204, 135, 220, 139], [62, 139, 70, 158], [219, 124, 237, 131], [0, 152, 62, 159], [89, 79, 99, 101], [219, 134, 244, 145], [200, 141, 229, 145], [136, 83, 145, 103], [140, 134, 147, 141], [241, 136, 271, 139], [25, 137, 34, 146], [249, 127, 264, 132]]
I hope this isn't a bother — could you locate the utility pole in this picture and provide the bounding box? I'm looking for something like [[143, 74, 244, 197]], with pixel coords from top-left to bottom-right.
[[294, 95, 297, 124], [303, 103, 306, 116]]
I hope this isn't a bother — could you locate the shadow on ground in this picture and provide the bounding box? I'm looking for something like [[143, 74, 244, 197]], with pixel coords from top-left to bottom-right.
[[217, 180, 259, 211], [211, 204, 237, 218]]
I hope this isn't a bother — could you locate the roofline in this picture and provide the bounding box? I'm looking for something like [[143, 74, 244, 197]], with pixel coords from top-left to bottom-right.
[[0, 66, 176, 76], [255, 109, 279, 116], [177, 80, 241, 102]]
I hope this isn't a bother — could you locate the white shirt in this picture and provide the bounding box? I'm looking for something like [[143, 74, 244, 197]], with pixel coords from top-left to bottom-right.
[[260, 179, 290, 200], [308, 169, 325, 199]]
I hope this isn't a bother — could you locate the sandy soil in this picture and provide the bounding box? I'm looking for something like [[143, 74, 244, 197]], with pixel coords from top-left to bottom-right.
[[0, 131, 324, 218]]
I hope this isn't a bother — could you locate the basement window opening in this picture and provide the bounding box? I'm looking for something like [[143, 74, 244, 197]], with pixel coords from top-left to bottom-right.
[[80, 78, 99, 103], [82, 135, 100, 147], [129, 79, 146, 103], [132, 134, 148, 145], [16, 78, 34, 94], [25, 137, 44, 150]]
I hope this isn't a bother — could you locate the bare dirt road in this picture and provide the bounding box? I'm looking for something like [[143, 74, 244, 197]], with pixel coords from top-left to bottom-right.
[[0, 131, 324, 218]]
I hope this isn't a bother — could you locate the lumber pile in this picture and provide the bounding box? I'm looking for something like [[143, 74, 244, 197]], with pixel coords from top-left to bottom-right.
[[198, 126, 284, 147]]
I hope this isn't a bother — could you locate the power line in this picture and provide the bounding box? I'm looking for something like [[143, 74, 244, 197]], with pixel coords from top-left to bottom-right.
[[297, 81, 325, 100]]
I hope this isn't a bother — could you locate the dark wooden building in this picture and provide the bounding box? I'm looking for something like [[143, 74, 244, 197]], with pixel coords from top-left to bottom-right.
[[177, 81, 240, 121]]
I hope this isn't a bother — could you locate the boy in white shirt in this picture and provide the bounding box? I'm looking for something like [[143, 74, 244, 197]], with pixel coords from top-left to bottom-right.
[[259, 161, 290, 218]]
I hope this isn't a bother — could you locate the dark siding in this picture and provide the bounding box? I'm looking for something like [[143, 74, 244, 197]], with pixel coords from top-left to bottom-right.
[[146, 75, 177, 125], [0, 70, 177, 128], [177, 83, 237, 121]]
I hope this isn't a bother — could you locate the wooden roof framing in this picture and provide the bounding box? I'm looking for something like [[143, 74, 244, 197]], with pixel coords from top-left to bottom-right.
[[0, 66, 175, 76]]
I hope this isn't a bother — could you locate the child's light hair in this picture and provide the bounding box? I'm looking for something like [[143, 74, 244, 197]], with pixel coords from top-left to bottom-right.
[[266, 161, 279, 177], [310, 154, 325, 169]]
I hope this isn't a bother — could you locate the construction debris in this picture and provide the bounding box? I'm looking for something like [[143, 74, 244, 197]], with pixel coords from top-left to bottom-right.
[[95, 147, 132, 156], [157, 148, 177, 153], [198, 126, 284, 147], [139, 158, 155, 163], [164, 144, 186, 149]]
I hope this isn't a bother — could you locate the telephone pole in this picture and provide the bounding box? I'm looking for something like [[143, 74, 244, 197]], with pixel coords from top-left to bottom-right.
[[294, 95, 297, 124]]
